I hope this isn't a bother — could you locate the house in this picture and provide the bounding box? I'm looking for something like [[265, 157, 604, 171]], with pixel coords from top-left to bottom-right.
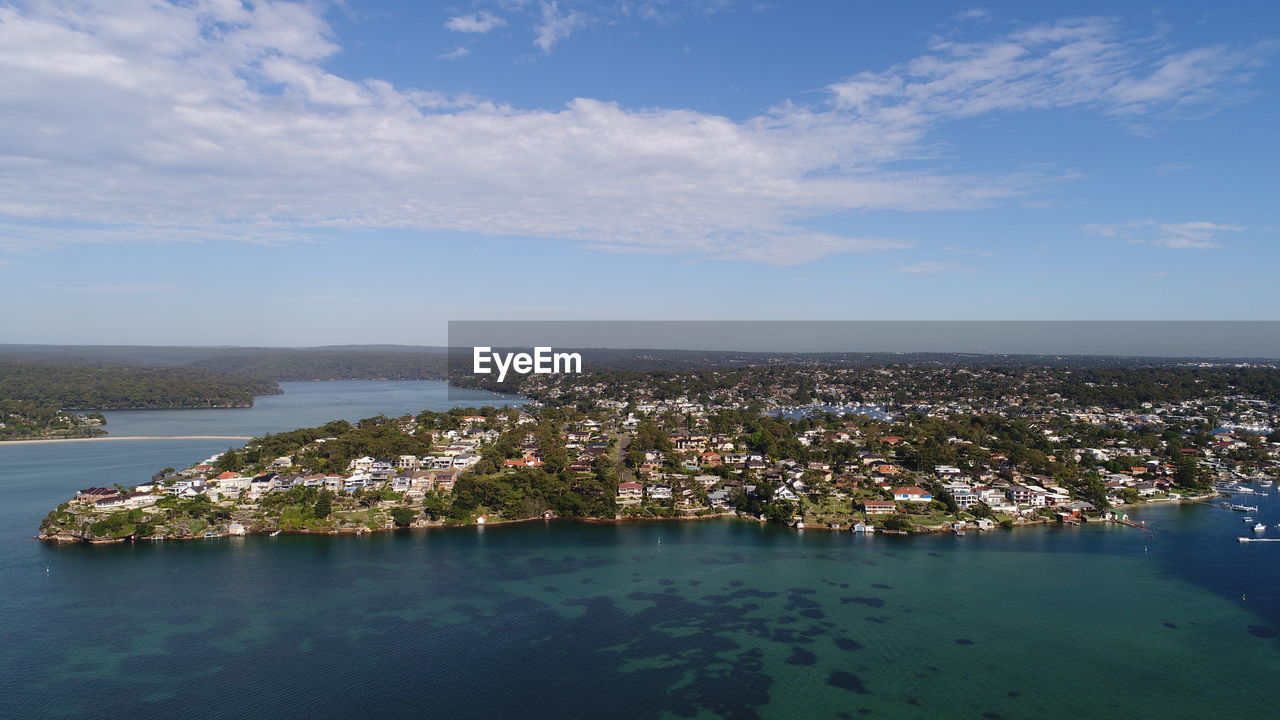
[[95, 492, 160, 509], [863, 501, 897, 515], [648, 485, 673, 501], [452, 454, 481, 470], [891, 486, 932, 503], [403, 470, 435, 490], [432, 470, 459, 492], [247, 474, 275, 497], [214, 473, 252, 494], [950, 487, 981, 509], [504, 456, 544, 468], [76, 487, 117, 503], [617, 481, 644, 505], [1008, 484, 1046, 507]]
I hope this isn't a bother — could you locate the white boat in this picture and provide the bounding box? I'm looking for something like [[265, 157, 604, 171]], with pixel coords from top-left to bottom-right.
[[1253, 523, 1266, 532], [1243, 517, 1253, 523]]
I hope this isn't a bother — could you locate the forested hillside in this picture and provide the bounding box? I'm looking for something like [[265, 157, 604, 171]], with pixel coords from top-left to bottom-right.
[[188, 349, 447, 381], [0, 361, 280, 410], [0, 345, 448, 381]]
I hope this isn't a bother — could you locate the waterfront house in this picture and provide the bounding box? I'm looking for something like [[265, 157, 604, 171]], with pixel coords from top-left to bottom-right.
[[617, 481, 643, 505], [95, 492, 161, 509], [76, 487, 116, 503], [648, 485, 673, 501], [891, 486, 932, 503], [863, 501, 896, 515], [1009, 484, 1047, 507]]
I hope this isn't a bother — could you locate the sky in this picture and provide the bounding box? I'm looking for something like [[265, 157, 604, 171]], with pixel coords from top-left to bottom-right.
[[0, 0, 1276, 346]]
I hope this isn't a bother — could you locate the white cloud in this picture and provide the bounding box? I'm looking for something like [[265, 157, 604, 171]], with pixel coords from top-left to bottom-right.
[[827, 17, 1261, 122], [956, 8, 991, 22], [445, 11, 505, 34], [533, 2, 587, 52], [437, 46, 471, 61], [899, 261, 950, 274], [1083, 220, 1244, 249], [0, 3, 1264, 264]]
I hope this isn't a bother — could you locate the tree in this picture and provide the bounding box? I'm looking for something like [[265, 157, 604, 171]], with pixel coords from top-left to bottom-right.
[[313, 490, 333, 519], [1172, 454, 1208, 490], [421, 492, 449, 520], [214, 448, 244, 473], [882, 514, 912, 532], [390, 507, 418, 527]]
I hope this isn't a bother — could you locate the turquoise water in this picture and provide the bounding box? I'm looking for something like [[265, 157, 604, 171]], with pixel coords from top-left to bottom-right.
[[1, 381, 1279, 719]]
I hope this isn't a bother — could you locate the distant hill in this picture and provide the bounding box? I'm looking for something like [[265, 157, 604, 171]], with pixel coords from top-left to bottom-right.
[[0, 345, 449, 381], [0, 360, 280, 410]]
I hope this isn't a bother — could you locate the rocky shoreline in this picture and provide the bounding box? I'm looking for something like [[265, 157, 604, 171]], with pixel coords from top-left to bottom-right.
[[43, 499, 1211, 545]]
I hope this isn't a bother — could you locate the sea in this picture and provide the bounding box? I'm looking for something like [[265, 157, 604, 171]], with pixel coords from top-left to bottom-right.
[[1, 380, 1278, 719]]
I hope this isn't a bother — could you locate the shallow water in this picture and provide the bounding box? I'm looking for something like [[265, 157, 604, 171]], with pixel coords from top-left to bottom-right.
[[2, 382, 1277, 719]]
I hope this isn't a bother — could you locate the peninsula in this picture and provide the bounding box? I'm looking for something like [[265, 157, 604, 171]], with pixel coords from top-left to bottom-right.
[[38, 361, 1279, 543]]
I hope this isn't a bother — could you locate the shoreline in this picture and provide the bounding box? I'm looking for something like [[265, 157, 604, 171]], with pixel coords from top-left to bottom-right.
[[38, 511, 749, 544], [37, 494, 1222, 545], [42, 502, 1204, 545], [2, 435, 254, 446]]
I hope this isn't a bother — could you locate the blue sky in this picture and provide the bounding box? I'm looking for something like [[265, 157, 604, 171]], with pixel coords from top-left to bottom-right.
[[0, 0, 1276, 345]]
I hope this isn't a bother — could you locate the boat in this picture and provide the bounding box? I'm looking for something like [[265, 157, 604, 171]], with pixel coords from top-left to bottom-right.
[[1243, 517, 1254, 522], [269, 530, 282, 537], [1231, 504, 1258, 512], [1253, 523, 1266, 532]]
